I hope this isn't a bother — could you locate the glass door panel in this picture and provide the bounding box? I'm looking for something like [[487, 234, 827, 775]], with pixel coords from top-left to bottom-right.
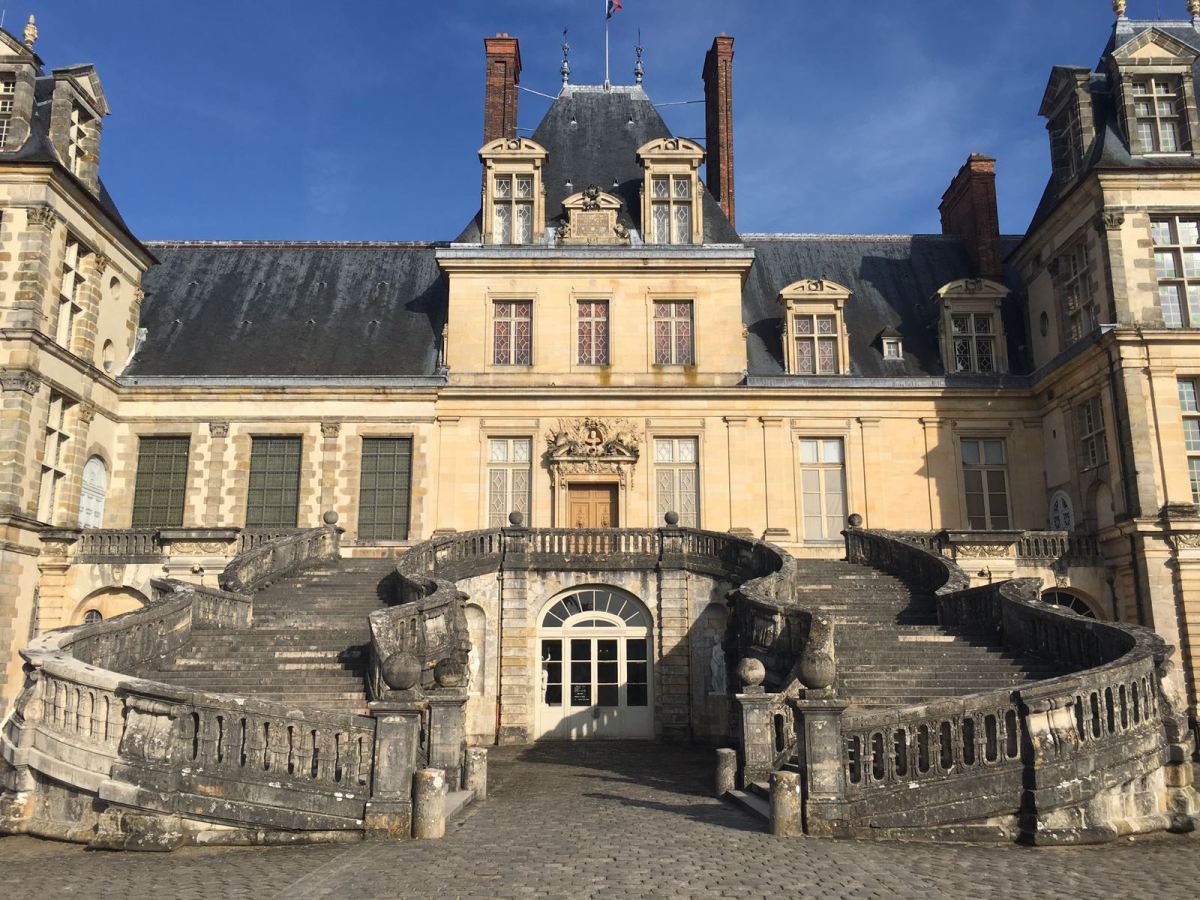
[[626, 638, 649, 707], [541, 640, 562, 706], [570, 639, 592, 707], [597, 639, 619, 707]]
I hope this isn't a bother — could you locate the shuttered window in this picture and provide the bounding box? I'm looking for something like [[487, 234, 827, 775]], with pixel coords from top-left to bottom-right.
[[131, 437, 190, 527], [358, 438, 413, 541], [246, 436, 302, 528]]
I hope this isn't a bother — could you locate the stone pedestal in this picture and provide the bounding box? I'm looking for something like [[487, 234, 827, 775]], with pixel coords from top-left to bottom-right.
[[412, 768, 448, 840], [736, 688, 778, 786], [715, 747, 737, 797], [464, 746, 488, 801], [427, 689, 469, 783], [364, 698, 426, 839], [769, 770, 803, 836], [793, 698, 847, 837]]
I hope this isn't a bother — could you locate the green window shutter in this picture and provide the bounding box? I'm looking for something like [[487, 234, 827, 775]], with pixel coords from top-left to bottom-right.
[[246, 436, 302, 528], [131, 436, 190, 527], [357, 438, 413, 541]]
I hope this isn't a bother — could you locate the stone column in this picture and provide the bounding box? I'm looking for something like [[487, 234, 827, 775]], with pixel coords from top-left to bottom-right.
[[497, 524, 532, 744], [856, 417, 881, 527], [793, 698, 848, 837], [919, 417, 953, 530], [364, 698, 426, 839], [723, 417, 753, 537], [426, 689, 469, 783], [760, 417, 792, 542], [658, 525, 691, 741], [319, 421, 341, 519], [204, 422, 229, 525]]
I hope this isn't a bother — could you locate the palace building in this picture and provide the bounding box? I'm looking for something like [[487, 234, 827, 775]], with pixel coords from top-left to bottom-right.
[[3, 6, 1200, 846]]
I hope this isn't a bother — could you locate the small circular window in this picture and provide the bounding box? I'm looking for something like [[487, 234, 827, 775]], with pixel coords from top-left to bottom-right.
[[82, 609, 103, 625]]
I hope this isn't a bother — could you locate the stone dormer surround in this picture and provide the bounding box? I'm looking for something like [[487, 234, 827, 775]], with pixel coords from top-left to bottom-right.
[[48, 65, 109, 195], [1109, 26, 1200, 157], [0, 30, 40, 152]]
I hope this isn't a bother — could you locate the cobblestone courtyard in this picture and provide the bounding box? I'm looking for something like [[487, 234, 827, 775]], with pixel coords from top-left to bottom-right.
[[1, 743, 1199, 899]]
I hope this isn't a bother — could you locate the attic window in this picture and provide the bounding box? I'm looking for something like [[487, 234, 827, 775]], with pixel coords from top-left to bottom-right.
[[882, 337, 903, 360], [777, 279, 851, 377], [1132, 77, 1187, 153], [67, 103, 93, 176], [637, 137, 705, 246], [1049, 101, 1083, 180], [0, 78, 15, 150], [478, 137, 548, 246]]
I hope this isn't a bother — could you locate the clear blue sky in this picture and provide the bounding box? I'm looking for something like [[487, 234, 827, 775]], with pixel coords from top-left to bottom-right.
[[32, 0, 1136, 240]]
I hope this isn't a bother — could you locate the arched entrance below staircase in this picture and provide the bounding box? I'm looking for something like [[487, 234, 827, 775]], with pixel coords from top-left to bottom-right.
[[535, 586, 653, 741]]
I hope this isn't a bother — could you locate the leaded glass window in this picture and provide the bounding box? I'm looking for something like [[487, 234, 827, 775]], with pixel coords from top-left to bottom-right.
[[650, 175, 694, 244], [1152, 216, 1200, 328], [961, 438, 1010, 530], [37, 392, 74, 524], [798, 438, 846, 542], [1076, 395, 1107, 470], [951, 313, 996, 374], [131, 436, 190, 528], [0, 78, 15, 150], [488, 438, 531, 528], [654, 437, 698, 527], [57, 236, 84, 350], [357, 438, 413, 541], [1054, 239, 1099, 346], [493, 173, 534, 244], [245, 436, 302, 528], [653, 301, 694, 365], [493, 300, 532, 365], [793, 314, 840, 375], [1180, 379, 1200, 504], [66, 104, 91, 177], [577, 300, 609, 366], [1131, 77, 1187, 154]]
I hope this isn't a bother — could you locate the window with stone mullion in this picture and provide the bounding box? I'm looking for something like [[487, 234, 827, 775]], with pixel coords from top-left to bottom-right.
[[577, 301, 609, 366], [1179, 380, 1200, 504], [794, 314, 839, 375], [1152, 216, 1200, 327], [37, 392, 74, 524], [654, 438, 698, 527], [493, 300, 532, 365], [493, 174, 534, 245], [1055, 240, 1098, 346], [57, 236, 84, 349], [650, 175, 693, 245], [1132, 77, 1186, 153], [0, 78, 15, 150], [653, 301, 694, 366], [487, 438, 531, 527], [1075, 396, 1107, 470], [951, 313, 996, 374], [961, 438, 1010, 530]]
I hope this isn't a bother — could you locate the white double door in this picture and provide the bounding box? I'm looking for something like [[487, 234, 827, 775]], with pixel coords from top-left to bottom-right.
[[537, 630, 653, 740]]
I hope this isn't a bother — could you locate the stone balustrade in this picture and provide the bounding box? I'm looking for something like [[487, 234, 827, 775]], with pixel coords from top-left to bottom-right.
[[889, 528, 1103, 566], [218, 523, 340, 593], [39, 526, 295, 563]]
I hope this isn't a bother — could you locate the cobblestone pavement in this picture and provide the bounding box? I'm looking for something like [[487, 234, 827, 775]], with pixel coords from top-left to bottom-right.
[[2, 743, 1200, 899]]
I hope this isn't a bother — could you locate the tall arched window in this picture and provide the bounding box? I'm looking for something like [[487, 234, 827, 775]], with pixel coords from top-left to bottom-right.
[[1049, 490, 1074, 532], [78, 455, 107, 529]]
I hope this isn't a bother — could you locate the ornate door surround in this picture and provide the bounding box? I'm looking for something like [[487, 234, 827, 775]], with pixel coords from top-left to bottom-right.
[[545, 418, 642, 527]]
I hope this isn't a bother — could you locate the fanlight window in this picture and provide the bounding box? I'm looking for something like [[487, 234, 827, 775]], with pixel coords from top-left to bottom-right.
[[1042, 590, 1097, 619], [541, 589, 649, 629]]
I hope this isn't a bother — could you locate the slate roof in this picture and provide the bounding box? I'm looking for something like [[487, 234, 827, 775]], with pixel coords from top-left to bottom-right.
[[742, 234, 1030, 377], [457, 85, 740, 245], [128, 244, 446, 378]]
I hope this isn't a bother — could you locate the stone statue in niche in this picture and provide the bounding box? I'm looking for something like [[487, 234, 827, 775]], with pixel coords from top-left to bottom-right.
[[467, 644, 482, 693], [709, 641, 727, 695]]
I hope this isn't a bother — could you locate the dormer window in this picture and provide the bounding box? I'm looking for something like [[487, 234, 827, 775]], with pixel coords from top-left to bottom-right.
[[935, 279, 1010, 376], [882, 337, 903, 360], [637, 138, 704, 246], [0, 78, 14, 149], [1039, 66, 1095, 185], [1110, 28, 1200, 158], [778, 279, 851, 376], [1132, 77, 1185, 152], [67, 104, 92, 175], [478, 137, 547, 246], [1049, 100, 1084, 180]]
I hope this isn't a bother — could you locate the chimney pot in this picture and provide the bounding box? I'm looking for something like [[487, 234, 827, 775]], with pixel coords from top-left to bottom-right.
[[703, 35, 736, 229], [940, 153, 1002, 281], [483, 35, 522, 146]]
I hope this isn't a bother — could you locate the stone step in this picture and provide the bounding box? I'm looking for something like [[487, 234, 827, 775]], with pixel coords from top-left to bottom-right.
[[726, 789, 769, 823]]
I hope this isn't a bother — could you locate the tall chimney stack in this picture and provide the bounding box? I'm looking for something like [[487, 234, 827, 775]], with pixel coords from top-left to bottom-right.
[[703, 35, 736, 228], [939, 154, 1003, 281], [483, 34, 521, 145]]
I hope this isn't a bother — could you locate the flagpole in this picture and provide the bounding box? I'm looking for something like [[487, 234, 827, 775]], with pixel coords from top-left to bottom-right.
[[604, 0, 610, 89]]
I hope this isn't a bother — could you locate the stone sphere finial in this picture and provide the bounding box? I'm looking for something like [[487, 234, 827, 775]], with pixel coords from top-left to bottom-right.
[[381, 651, 421, 691], [737, 657, 766, 688], [434, 658, 466, 688], [847, 513, 863, 528], [323, 509, 339, 525], [508, 510, 525, 527], [664, 511, 680, 526]]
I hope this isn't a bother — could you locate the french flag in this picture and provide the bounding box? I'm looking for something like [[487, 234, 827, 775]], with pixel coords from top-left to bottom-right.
[[607, 0, 622, 19]]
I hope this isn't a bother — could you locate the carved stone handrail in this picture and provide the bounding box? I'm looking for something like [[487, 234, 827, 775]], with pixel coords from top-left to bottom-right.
[[39, 527, 287, 563], [845, 527, 971, 596], [888, 529, 1104, 566], [218, 525, 340, 594]]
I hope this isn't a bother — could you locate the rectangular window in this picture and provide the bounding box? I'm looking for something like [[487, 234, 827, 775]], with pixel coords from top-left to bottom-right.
[[493, 300, 532, 366], [357, 438, 413, 541], [57, 236, 84, 349], [131, 436, 190, 528], [488, 437, 531, 528], [67, 104, 92, 177], [1050, 102, 1083, 180], [1055, 239, 1099, 345], [951, 313, 997, 374], [246, 436, 302, 528], [653, 301, 694, 366], [1132, 77, 1186, 153], [650, 174, 693, 244], [0, 77, 14, 150], [493, 173, 534, 244], [576, 300, 610, 366], [37, 392, 73, 524], [961, 438, 1010, 530], [654, 437, 699, 528], [1076, 396, 1108, 470], [1152, 216, 1200, 328], [1180, 380, 1200, 504], [794, 314, 840, 374], [798, 438, 846, 542]]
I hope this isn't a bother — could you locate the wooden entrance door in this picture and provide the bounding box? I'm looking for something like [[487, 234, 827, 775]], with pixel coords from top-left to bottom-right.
[[569, 485, 618, 529]]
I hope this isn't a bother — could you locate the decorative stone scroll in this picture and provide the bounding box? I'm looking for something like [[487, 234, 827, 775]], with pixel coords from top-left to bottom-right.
[[557, 185, 629, 246], [545, 417, 642, 489]]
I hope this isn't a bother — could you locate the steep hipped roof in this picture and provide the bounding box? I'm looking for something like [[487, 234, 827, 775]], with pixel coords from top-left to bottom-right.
[[457, 84, 740, 244], [128, 244, 446, 378], [742, 234, 1029, 377]]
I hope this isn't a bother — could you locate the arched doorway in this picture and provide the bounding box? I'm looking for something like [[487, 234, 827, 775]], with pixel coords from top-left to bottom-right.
[[536, 586, 653, 741], [78, 456, 107, 528], [1042, 589, 1100, 619]]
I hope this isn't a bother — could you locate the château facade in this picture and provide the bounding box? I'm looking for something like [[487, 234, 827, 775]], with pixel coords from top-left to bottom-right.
[[0, 5, 1200, 759]]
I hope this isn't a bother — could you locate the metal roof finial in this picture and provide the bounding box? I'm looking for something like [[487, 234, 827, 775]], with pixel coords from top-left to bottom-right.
[[561, 28, 571, 87], [634, 30, 644, 85], [23, 13, 37, 49], [1112, 0, 1126, 16]]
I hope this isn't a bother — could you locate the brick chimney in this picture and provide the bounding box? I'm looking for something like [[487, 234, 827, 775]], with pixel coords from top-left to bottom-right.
[[703, 35, 736, 228], [939, 154, 1003, 281], [483, 34, 521, 145]]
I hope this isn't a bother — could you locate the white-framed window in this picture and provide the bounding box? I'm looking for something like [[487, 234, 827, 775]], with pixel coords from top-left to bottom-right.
[[577, 300, 609, 366], [493, 173, 535, 245], [1054, 239, 1099, 345], [793, 314, 840, 375], [1049, 490, 1075, 532], [882, 337, 903, 360], [951, 312, 997, 374], [78, 455, 107, 529], [1132, 77, 1187, 153], [488, 437, 531, 528], [493, 300, 532, 366], [37, 391, 73, 524], [653, 300, 694, 366], [961, 438, 1010, 530], [1152, 216, 1200, 327], [650, 175, 693, 245], [654, 437, 699, 528], [1076, 395, 1107, 470], [0, 77, 15, 150], [57, 236, 84, 349], [798, 438, 846, 542], [1179, 379, 1200, 504]]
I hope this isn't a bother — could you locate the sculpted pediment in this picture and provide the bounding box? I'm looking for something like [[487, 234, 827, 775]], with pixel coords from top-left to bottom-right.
[[546, 417, 641, 462], [557, 185, 629, 245]]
